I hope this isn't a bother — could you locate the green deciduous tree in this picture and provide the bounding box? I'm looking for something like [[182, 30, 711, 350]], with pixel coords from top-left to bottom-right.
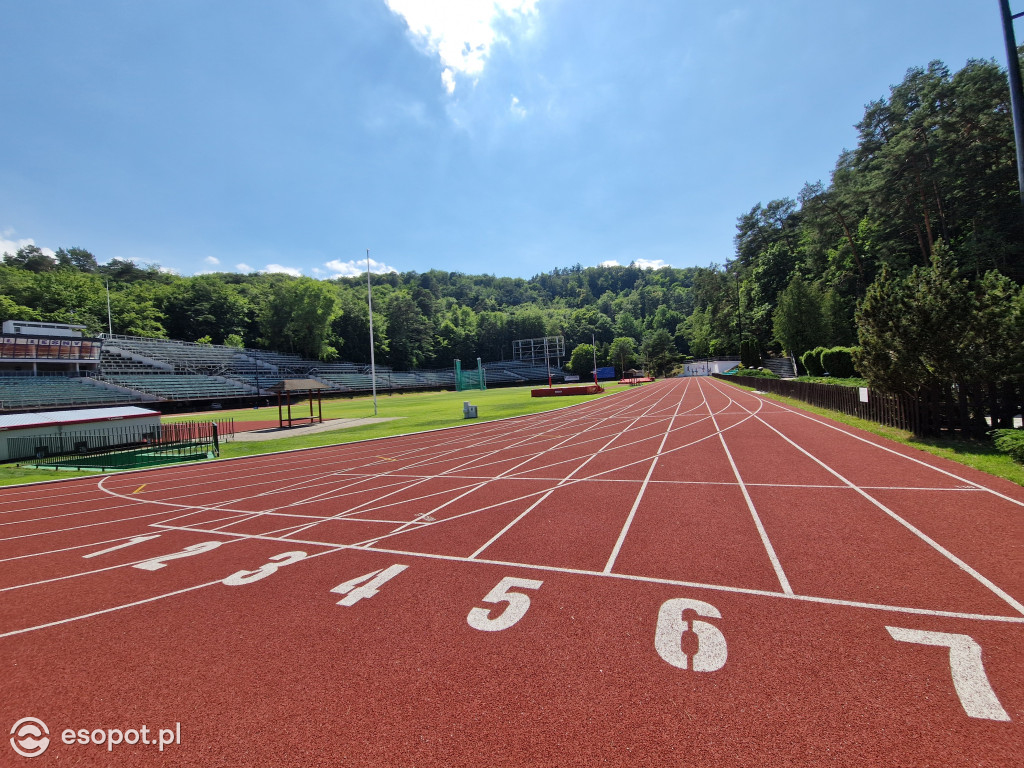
[[773, 275, 825, 359]]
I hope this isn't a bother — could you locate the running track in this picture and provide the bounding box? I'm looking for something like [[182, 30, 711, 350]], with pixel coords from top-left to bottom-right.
[[1, 377, 1022, 766]]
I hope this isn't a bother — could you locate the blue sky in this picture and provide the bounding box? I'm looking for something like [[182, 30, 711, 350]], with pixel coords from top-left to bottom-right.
[[0, 0, 1012, 279]]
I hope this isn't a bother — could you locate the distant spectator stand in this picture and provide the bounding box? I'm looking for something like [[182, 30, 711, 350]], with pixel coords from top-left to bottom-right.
[[269, 379, 328, 428]]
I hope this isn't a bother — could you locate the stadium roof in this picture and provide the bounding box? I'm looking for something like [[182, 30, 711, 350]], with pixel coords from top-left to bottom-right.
[[0, 406, 159, 432]]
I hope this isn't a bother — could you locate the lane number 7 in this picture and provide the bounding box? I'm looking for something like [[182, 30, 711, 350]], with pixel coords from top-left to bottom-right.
[[886, 626, 1010, 721]]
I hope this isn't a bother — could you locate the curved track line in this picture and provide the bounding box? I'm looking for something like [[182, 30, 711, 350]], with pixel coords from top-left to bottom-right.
[[710, 376, 1024, 616]]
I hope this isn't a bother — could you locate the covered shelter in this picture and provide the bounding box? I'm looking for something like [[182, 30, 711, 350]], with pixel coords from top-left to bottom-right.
[[0, 406, 160, 462], [269, 379, 329, 428]]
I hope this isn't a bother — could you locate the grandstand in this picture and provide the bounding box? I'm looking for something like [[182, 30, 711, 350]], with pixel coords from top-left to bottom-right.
[[0, 375, 145, 412], [0, 329, 566, 413]]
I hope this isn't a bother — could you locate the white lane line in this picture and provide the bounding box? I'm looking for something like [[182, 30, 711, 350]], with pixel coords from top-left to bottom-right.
[[467, 380, 686, 560], [604, 378, 692, 573], [726, 380, 1024, 509], [142, 522, 1024, 625], [0, 543, 349, 639], [703, 378, 793, 595], [713, 378, 1024, 617], [273, 392, 647, 541], [0, 534, 161, 563]]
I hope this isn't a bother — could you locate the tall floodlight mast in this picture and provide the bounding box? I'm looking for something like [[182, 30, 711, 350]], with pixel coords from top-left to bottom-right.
[[1000, 0, 1024, 208], [367, 249, 378, 416]]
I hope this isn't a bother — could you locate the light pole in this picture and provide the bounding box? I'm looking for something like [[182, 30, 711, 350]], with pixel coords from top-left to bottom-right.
[[1000, 0, 1024, 209], [366, 249, 377, 416]]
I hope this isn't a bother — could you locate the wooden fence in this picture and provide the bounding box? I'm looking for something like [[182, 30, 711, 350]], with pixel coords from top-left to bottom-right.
[[714, 375, 1023, 438]]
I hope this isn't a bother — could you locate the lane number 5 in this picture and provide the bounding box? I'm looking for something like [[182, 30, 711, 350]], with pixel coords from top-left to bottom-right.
[[467, 576, 543, 632]]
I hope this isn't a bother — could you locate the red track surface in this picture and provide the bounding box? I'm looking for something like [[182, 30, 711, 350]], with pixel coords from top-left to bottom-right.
[[2, 377, 1022, 766]]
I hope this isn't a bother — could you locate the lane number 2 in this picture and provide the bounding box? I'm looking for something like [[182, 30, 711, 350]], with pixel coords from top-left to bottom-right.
[[886, 626, 1010, 721], [467, 576, 543, 632], [132, 541, 223, 571], [655, 598, 727, 672]]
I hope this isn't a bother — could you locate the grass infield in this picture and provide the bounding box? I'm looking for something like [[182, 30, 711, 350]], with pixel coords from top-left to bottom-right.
[[0, 384, 631, 487]]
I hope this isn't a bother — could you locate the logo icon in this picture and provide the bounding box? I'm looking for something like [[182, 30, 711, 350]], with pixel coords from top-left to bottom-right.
[[10, 718, 49, 758]]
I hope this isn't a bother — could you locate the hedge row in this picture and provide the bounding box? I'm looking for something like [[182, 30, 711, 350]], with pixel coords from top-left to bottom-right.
[[800, 346, 860, 378]]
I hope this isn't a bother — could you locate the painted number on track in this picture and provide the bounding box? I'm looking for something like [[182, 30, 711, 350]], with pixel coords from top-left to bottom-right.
[[332, 564, 409, 606], [132, 541, 223, 571], [655, 598, 727, 672], [887, 626, 1010, 721], [467, 576, 543, 632], [83, 535, 161, 559], [223, 551, 308, 586]]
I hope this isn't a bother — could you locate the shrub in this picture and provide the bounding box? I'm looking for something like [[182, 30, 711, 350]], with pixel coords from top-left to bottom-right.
[[991, 429, 1024, 465], [737, 366, 779, 379], [820, 346, 859, 378], [801, 348, 825, 376]]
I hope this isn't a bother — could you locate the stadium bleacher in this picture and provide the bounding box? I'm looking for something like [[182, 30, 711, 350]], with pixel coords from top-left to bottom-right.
[[1, 333, 568, 412], [0, 375, 142, 411]]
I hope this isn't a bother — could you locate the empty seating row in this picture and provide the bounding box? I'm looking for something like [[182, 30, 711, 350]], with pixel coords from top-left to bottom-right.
[[101, 374, 254, 401], [0, 376, 141, 411]]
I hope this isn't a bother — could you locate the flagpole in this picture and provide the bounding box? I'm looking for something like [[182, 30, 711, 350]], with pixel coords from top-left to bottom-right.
[[366, 249, 378, 416], [106, 280, 113, 335]]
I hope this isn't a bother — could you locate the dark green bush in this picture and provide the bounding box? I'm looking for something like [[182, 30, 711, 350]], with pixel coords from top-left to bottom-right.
[[737, 366, 779, 379], [801, 348, 825, 376], [820, 346, 859, 378], [991, 429, 1024, 465]]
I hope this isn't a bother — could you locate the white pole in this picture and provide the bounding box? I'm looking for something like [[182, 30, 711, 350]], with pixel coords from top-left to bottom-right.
[[367, 249, 378, 416], [106, 280, 113, 335]]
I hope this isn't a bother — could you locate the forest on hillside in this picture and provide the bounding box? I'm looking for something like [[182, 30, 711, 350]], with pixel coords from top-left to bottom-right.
[[3, 56, 1023, 383]]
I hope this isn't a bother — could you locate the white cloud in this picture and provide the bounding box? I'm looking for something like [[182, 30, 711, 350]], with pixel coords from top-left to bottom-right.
[[0, 229, 55, 259], [384, 0, 540, 94], [634, 258, 668, 270], [324, 257, 398, 278], [235, 263, 254, 273], [599, 258, 669, 270], [204, 256, 220, 266], [509, 95, 527, 119], [263, 264, 303, 277]]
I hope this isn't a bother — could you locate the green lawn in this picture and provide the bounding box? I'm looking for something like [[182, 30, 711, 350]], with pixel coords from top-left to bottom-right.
[[0, 384, 632, 487]]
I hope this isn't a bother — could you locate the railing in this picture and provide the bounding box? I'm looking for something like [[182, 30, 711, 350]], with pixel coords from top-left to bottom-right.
[[10, 418, 233, 469]]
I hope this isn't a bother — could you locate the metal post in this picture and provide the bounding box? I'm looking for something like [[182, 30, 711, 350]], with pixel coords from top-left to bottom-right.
[[544, 338, 551, 387], [1001, 0, 1024, 209], [366, 249, 378, 416], [105, 281, 113, 335]]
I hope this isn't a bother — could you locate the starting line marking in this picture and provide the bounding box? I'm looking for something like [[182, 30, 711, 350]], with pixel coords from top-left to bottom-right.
[[141, 522, 1024, 625]]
